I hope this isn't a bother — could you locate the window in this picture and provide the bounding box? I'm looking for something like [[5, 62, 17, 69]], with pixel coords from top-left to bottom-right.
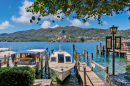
[[66, 56, 71, 62], [51, 57, 56, 62], [58, 54, 64, 63]]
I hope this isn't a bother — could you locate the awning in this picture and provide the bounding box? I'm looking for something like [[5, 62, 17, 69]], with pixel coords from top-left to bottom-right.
[[15, 51, 38, 54], [27, 49, 46, 53], [31, 47, 48, 50]]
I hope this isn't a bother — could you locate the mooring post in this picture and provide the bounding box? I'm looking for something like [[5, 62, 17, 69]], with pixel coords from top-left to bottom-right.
[[105, 45, 107, 57], [73, 44, 75, 58], [14, 61, 18, 67], [100, 43, 102, 56], [45, 53, 47, 73], [0, 60, 2, 68], [75, 51, 77, 73], [86, 51, 89, 66], [51, 50, 53, 54], [52, 49, 54, 54], [105, 66, 108, 83], [49, 52, 50, 60], [47, 54, 50, 79], [4, 55, 6, 64], [103, 45, 105, 55], [41, 53, 43, 78], [91, 53, 93, 71], [7, 57, 9, 67], [78, 58, 80, 71], [119, 49, 121, 57], [83, 66, 86, 86], [83, 50, 85, 62], [96, 45, 98, 54], [36, 61, 39, 76]]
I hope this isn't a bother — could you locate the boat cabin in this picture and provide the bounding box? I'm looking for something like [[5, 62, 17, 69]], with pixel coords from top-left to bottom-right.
[[0, 48, 10, 52], [50, 51, 72, 63]]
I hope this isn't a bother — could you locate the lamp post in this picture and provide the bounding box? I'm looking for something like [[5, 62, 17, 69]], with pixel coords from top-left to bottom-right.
[[110, 25, 118, 76]]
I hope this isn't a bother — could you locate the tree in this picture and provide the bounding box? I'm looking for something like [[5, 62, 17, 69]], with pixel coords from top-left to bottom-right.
[[26, 0, 130, 24], [80, 37, 85, 42]]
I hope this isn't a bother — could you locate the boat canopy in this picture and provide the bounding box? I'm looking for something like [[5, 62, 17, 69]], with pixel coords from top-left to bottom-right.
[[0, 48, 10, 51], [27, 49, 46, 53], [15, 51, 38, 54], [31, 47, 48, 50], [0, 51, 16, 58]]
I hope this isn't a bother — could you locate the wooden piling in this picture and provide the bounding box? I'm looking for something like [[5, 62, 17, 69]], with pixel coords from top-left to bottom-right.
[[78, 58, 80, 71], [86, 51, 89, 66], [83, 67, 86, 86], [41, 53, 43, 78], [51, 50, 53, 54], [45, 53, 47, 73], [103, 45, 105, 55], [4, 55, 6, 64], [119, 49, 121, 57], [47, 54, 50, 79], [83, 50, 85, 62], [36, 61, 39, 75], [96, 45, 98, 54], [100, 43, 102, 55], [73, 44, 75, 58], [105, 66, 108, 83], [49, 52, 50, 60], [14, 61, 18, 67], [91, 53, 93, 71], [7, 57, 9, 67], [0, 60, 2, 68], [105, 45, 107, 57]]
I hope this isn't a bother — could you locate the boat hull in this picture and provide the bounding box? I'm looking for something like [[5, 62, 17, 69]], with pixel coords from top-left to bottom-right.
[[52, 68, 72, 82]]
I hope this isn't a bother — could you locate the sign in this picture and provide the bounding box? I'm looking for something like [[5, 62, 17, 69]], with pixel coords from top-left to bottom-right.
[[115, 36, 121, 49], [91, 63, 96, 68], [106, 36, 112, 49]]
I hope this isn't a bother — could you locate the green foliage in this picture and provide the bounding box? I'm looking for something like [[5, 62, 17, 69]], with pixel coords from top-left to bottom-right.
[[80, 37, 85, 42], [0, 66, 35, 86], [26, 0, 130, 24], [125, 65, 130, 76], [0, 26, 129, 42]]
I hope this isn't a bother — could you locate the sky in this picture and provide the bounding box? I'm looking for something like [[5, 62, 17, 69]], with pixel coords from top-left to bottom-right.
[[0, 0, 130, 33]]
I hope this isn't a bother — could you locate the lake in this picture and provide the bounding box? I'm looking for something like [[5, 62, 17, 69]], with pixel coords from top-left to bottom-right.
[[0, 42, 128, 86]]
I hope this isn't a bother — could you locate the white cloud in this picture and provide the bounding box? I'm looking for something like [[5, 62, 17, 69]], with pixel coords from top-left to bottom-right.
[[41, 21, 59, 29], [84, 22, 91, 26], [103, 21, 108, 25], [11, 0, 38, 23], [67, 18, 90, 27], [0, 21, 14, 30]]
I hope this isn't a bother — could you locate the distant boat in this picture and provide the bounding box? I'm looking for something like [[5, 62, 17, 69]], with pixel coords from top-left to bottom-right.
[[49, 46, 75, 82]]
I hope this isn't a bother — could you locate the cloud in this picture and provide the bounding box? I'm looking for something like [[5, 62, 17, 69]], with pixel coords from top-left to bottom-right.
[[41, 21, 59, 29], [0, 21, 14, 30], [67, 18, 90, 27], [103, 21, 108, 25], [11, 0, 38, 23]]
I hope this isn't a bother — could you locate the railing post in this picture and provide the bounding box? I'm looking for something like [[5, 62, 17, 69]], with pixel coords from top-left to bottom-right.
[[36, 61, 39, 76], [47, 54, 50, 79], [105, 66, 108, 83], [100, 43, 102, 56], [41, 54, 43, 78], [4, 55, 6, 64], [103, 45, 105, 55], [86, 51, 89, 66], [105, 45, 107, 57], [78, 58, 80, 71], [91, 53, 93, 71], [7, 57, 9, 67], [14, 61, 18, 67], [0, 60, 2, 68], [83, 50, 85, 62], [73, 44, 75, 58], [83, 66, 86, 86]]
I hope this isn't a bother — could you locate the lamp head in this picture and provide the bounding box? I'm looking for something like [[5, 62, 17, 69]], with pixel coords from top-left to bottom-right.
[[110, 25, 118, 34]]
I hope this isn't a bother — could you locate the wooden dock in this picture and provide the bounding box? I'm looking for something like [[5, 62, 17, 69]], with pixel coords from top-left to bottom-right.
[[78, 62, 105, 86], [33, 79, 52, 86]]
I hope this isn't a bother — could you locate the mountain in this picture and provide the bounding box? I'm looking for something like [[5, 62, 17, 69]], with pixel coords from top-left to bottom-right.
[[0, 26, 129, 42]]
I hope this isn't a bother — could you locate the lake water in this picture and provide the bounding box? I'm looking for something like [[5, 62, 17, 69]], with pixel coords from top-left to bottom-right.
[[0, 42, 128, 86]]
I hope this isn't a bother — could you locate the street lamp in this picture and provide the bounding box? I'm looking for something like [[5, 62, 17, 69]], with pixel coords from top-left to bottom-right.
[[110, 25, 118, 76]]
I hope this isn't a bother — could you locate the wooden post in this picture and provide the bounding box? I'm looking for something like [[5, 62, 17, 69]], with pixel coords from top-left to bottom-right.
[[73, 44, 75, 58], [52, 49, 54, 54], [14, 61, 18, 67], [86, 51, 89, 66], [105, 66, 108, 83], [49, 52, 50, 60], [96, 45, 98, 54], [78, 58, 80, 71], [103, 45, 105, 55], [119, 49, 121, 57], [45, 53, 47, 73], [100, 43, 102, 56], [0, 60, 2, 68], [20, 53, 22, 58], [25, 53, 26, 58], [83, 67, 86, 86], [47, 54, 50, 79], [4, 55, 6, 64], [36, 61, 39, 75], [51, 50, 53, 54], [75, 50, 77, 73], [91, 53, 93, 71], [83, 50, 85, 62], [105, 45, 107, 57], [7, 57, 9, 67], [41, 53, 43, 78]]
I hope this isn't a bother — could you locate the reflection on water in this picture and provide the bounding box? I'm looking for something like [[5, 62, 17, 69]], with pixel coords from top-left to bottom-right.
[[0, 42, 128, 85]]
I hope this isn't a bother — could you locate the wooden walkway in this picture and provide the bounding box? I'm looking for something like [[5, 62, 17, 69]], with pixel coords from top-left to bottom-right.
[[78, 62, 105, 86], [33, 79, 52, 86]]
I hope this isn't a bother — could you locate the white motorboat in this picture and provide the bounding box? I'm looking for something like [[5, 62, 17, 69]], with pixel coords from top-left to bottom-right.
[[49, 46, 75, 82]]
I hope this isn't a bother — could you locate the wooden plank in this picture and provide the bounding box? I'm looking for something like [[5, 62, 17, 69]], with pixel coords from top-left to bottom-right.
[[78, 62, 105, 86], [34, 79, 52, 86]]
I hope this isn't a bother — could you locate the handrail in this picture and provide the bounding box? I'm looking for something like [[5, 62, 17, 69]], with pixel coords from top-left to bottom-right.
[[92, 61, 106, 70]]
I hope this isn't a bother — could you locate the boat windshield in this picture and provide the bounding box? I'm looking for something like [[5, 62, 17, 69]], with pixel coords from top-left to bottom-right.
[[51, 57, 56, 62], [66, 56, 71, 62], [58, 54, 64, 63]]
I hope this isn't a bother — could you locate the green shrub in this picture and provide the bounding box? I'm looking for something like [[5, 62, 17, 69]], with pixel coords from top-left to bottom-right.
[[125, 65, 130, 76], [0, 66, 35, 86]]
